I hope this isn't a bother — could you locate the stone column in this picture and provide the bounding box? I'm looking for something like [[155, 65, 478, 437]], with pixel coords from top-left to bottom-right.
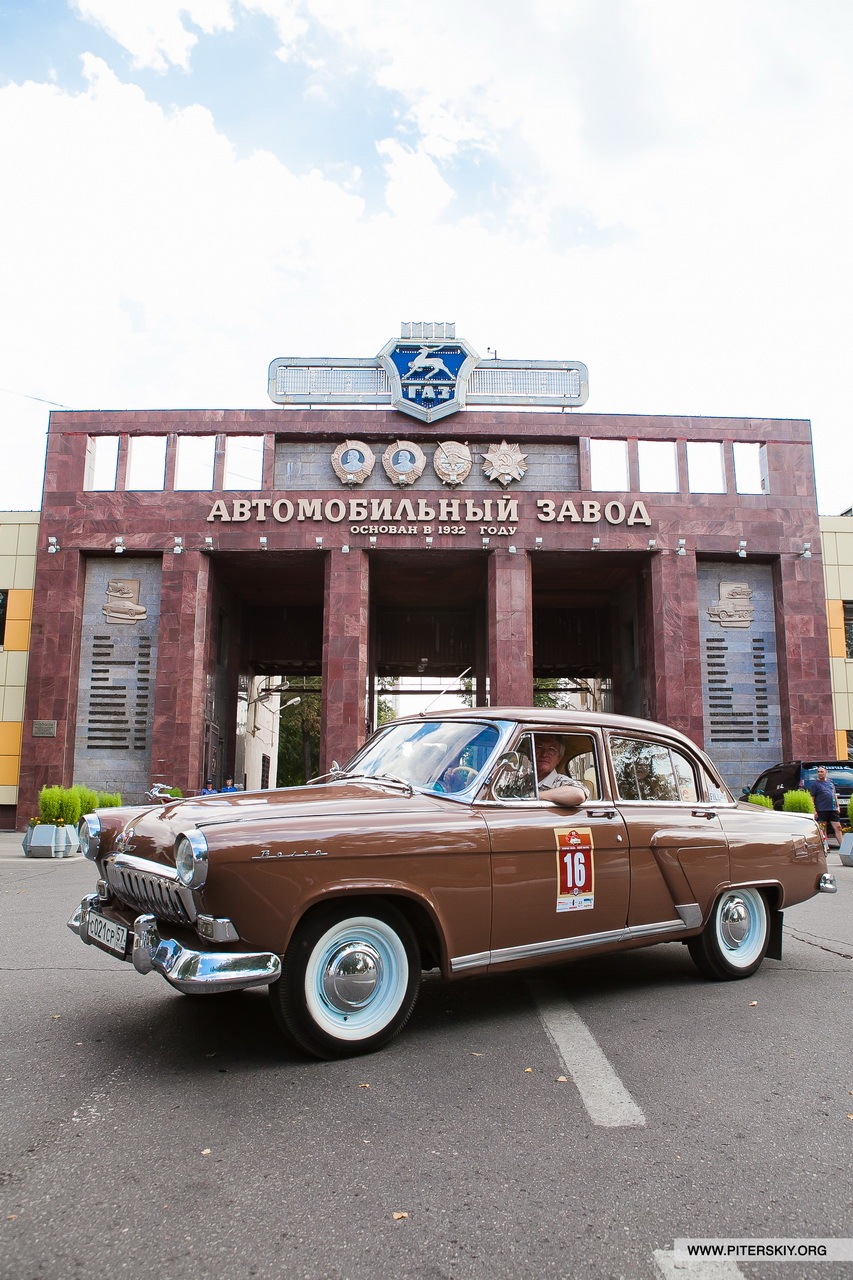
[[773, 554, 836, 759], [647, 549, 704, 744], [18, 549, 87, 821], [321, 548, 370, 771], [150, 551, 212, 791], [487, 550, 533, 707]]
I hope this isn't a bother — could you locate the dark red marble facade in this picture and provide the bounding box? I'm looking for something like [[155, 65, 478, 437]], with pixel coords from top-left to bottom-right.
[[488, 552, 533, 706], [15, 405, 835, 825], [321, 548, 370, 773]]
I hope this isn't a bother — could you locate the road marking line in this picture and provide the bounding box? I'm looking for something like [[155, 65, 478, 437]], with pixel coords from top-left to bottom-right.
[[530, 979, 646, 1127], [653, 1249, 747, 1279]]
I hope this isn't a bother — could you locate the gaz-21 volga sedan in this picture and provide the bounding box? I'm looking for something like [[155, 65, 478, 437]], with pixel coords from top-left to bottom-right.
[[68, 709, 837, 1058]]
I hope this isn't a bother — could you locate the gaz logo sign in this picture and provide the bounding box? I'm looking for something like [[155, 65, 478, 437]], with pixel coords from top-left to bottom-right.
[[377, 334, 479, 424], [554, 827, 595, 912]]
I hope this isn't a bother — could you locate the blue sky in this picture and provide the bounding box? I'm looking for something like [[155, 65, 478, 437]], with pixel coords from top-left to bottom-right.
[[1, 0, 852, 512]]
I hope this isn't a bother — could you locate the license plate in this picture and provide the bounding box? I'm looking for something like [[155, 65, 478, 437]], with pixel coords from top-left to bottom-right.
[[86, 910, 129, 957]]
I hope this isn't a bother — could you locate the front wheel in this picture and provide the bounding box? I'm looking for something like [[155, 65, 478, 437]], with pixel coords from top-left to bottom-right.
[[269, 903, 421, 1059], [687, 887, 770, 980]]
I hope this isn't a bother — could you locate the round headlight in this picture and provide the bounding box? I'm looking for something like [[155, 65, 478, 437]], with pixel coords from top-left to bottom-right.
[[174, 830, 208, 888], [79, 813, 101, 860]]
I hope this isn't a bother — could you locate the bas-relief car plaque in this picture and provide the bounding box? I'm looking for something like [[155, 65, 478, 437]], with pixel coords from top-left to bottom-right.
[[268, 322, 589, 421], [708, 582, 755, 628], [102, 579, 147, 625]]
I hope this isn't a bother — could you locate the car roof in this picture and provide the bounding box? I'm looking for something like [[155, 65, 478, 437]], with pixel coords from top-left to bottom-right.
[[391, 706, 704, 752]]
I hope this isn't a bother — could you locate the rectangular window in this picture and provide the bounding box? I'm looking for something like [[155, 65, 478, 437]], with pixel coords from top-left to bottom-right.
[[686, 441, 725, 494], [846, 731, 853, 762], [610, 736, 698, 803], [733, 442, 764, 494], [844, 602, 853, 659], [638, 440, 678, 492], [126, 437, 167, 490], [84, 436, 119, 491], [589, 439, 628, 491], [175, 436, 216, 490], [224, 437, 264, 490]]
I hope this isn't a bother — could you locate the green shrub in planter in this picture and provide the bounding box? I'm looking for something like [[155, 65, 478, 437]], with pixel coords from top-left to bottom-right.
[[75, 785, 100, 815], [782, 788, 815, 814], [97, 791, 122, 808], [747, 793, 775, 809], [847, 795, 853, 827], [167, 787, 183, 798], [38, 785, 64, 824], [58, 787, 82, 826]]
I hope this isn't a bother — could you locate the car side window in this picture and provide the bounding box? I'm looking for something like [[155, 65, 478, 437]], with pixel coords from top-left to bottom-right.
[[490, 732, 600, 802], [611, 736, 698, 803]]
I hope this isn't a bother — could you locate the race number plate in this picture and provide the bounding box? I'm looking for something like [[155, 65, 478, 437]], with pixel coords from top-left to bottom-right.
[[86, 910, 129, 957], [554, 827, 595, 912]]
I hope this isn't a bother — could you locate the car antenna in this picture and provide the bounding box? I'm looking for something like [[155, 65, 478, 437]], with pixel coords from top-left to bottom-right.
[[419, 667, 472, 717]]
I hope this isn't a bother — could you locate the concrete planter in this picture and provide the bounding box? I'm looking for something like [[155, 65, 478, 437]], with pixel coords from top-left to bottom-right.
[[838, 833, 853, 868], [23, 825, 80, 858]]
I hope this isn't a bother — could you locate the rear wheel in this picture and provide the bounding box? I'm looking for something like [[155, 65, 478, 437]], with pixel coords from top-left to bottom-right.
[[687, 887, 769, 980], [270, 903, 421, 1059]]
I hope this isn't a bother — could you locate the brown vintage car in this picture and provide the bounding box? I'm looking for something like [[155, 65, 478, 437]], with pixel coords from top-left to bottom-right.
[[68, 709, 837, 1058]]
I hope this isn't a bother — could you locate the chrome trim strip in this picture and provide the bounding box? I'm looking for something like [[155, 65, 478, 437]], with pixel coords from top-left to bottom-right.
[[450, 950, 490, 972], [675, 902, 703, 929], [450, 918, 688, 972]]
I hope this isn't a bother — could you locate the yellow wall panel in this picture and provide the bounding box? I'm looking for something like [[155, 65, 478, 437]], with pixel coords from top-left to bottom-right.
[[0, 722, 23, 754], [0, 756, 20, 786], [2, 618, 31, 651], [6, 589, 33, 622]]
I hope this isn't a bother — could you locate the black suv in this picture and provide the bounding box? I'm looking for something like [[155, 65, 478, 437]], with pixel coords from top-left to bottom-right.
[[746, 760, 853, 814]]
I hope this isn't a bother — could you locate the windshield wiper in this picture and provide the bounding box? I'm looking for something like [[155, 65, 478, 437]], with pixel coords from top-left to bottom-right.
[[322, 771, 414, 797]]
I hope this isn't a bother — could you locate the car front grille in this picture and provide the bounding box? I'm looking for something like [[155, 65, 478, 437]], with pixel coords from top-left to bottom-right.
[[105, 854, 196, 925]]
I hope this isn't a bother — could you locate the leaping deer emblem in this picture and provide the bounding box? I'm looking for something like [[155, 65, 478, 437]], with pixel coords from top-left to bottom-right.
[[403, 346, 454, 381]]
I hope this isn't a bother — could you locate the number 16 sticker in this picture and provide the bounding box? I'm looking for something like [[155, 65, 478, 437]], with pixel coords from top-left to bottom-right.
[[554, 827, 595, 912]]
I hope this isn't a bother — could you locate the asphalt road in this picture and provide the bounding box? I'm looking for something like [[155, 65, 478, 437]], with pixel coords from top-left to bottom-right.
[[1, 848, 850, 1280]]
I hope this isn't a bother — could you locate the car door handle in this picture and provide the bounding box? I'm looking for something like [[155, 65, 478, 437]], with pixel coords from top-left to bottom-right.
[[692, 809, 717, 819], [587, 809, 617, 819]]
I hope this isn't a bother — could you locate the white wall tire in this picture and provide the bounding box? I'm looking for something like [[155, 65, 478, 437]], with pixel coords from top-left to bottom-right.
[[270, 903, 421, 1058], [688, 887, 770, 981]]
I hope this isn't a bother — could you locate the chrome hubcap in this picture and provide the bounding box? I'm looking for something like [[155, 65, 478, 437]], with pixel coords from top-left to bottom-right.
[[719, 897, 749, 948], [321, 942, 381, 1011]]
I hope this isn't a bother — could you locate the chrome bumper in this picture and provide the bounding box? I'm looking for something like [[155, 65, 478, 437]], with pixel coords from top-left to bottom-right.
[[818, 872, 838, 894], [68, 894, 281, 993]]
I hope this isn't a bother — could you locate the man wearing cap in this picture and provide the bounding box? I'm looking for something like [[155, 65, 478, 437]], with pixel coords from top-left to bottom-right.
[[200, 778, 218, 795]]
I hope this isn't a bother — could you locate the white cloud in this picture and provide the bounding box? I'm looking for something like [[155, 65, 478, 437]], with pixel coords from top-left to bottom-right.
[[72, 0, 235, 71], [2, 1, 853, 514]]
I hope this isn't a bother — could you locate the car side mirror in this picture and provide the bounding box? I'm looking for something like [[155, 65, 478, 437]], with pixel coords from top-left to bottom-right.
[[489, 751, 526, 800], [543, 783, 587, 808]]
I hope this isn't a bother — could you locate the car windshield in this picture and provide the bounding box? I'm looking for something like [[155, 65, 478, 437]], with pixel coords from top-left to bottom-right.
[[343, 719, 503, 793]]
